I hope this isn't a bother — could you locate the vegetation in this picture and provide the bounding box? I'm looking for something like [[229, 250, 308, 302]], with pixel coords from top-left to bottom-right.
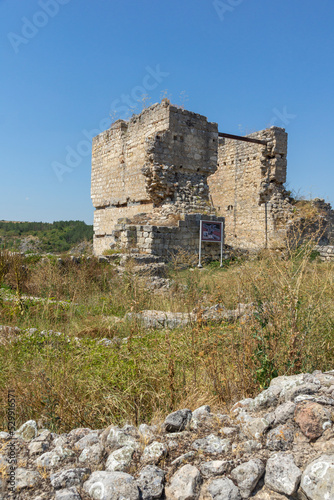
[[0, 237, 333, 433], [0, 220, 93, 253]]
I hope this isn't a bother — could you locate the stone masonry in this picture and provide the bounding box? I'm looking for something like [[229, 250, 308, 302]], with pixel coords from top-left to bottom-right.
[[112, 213, 224, 260], [209, 128, 291, 250], [3, 368, 334, 499], [91, 99, 295, 256], [91, 99, 218, 255]]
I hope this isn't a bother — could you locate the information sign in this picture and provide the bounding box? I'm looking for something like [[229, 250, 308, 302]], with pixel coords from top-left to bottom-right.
[[198, 220, 224, 268], [201, 221, 223, 242]]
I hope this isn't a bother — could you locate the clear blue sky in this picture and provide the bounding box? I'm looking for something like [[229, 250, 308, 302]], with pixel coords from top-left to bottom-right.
[[1, 0, 333, 224]]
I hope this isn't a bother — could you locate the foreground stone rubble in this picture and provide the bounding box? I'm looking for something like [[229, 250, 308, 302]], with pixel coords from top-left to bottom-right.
[[2, 370, 334, 499]]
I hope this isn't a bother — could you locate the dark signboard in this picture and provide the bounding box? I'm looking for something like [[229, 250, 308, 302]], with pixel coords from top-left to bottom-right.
[[201, 221, 223, 242]]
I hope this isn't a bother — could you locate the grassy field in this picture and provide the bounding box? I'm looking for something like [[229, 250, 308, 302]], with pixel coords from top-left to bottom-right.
[[0, 244, 333, 433]]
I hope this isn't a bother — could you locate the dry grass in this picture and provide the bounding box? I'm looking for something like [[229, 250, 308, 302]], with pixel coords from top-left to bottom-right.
[[0, 241, 333, 433]]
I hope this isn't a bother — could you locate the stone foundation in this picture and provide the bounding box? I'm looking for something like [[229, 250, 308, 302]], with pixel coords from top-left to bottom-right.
[[315, 245, 334, 261], [112, 213, 224, 261]]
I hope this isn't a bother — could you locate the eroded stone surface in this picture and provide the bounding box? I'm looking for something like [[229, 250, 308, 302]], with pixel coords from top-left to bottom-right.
[[231, 459, 265, 498], [264, 453, 301, 496], [164, 409, 192, 432], [74, 431, 99, 450], [252, 486, 289, 499], [28, 439, 50, 455], [50, 467, 91, 489], [232, 439, 262, 457], [83, 471, 139, 500], [67, 427, 91, 443], [192, 434, 231, 454], [200, 460, 230, 479], [136, 465, 165, 500], [294, 401, 332, 440], [78, 443, 104, 465], [244, 417, 270, 440], [105, 427, 139, 451], [55, 487, 81, 500], [15, 468, 41, 490], [141, 441, 167, 463], [266, 423, 294, 451], [300, 454, 334, 500], [35, 446, 75, 468], [200, 477, 241, 500], [192, 405, 211, 419], [250, 386, 281, 410], [273, 401, 296, 425], [106, 445, 135, 471], [15, 420, 38, 441], [165, 464, 201, 500]]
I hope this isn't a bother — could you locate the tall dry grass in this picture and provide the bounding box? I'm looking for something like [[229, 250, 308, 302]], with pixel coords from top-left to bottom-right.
[[0, 242, 333, 433]]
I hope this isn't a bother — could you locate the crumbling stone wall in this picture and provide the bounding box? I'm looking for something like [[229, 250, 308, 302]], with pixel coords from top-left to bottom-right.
[[7, 369, 334, 499], [143, 104, 218, 211], [208, 127, 291, 250], [315, 244, 334, 260], [91, 102, 169, 254], [91, 101, 301, 256], [311, 198, 334, 244], [112, 213, 224, 260], [91, 100, 218, 255]]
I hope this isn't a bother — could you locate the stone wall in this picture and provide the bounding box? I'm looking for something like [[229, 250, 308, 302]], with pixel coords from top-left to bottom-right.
[[93, 204, 154, 256], [315, 245, 334, 261], [143, 104, 218, 211], [91, 100, 219, 254], [311, 198, 334, 244], [91, 101, 301, 256], [283, 198, 334, 254], [91, 102, 170, 253], [208, 127, 291, 250], [6, 369, 334, 499], [112, 213, 224, 261]]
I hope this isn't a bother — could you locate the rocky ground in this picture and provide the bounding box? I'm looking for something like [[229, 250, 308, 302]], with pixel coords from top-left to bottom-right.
[[1, 370, 334, 499], [126, 303, 253, 329], [0, 302, 253, 348]]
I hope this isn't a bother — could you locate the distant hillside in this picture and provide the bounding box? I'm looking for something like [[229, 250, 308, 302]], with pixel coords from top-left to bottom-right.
[[0, 220, 93, 253]]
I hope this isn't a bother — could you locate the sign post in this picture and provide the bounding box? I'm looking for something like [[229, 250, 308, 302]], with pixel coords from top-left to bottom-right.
[[198, 220, 224, 268]]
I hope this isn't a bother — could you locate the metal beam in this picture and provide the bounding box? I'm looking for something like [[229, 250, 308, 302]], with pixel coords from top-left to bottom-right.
[[218, 132, 267, 146]]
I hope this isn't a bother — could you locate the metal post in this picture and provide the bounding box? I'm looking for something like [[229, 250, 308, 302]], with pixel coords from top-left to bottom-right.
[[198, 220, 203, 268], [220, 222, 223, 267]]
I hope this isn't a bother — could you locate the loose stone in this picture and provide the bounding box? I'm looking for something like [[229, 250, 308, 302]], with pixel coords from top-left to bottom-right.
[[136, 465, 165, 500], [231, 458, 265, 498], [264, 453, 301, 496], [300, 454, 334, 500], [165, 464, 201, 500], [83, 471, 140, 500], [164, 409, 192, 432]]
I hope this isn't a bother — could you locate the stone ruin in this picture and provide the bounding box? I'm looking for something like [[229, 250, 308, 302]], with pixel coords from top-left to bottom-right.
[[6, 368, 334, 499], [91, 99, 333, 260]]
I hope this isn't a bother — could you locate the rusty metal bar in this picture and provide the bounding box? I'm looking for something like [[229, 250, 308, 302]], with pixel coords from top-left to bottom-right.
[[218, 132, 267, 146]]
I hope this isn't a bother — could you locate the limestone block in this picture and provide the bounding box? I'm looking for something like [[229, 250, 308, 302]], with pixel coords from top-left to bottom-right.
[[300, 454, 334, 500], [264, 453, 301, 496]]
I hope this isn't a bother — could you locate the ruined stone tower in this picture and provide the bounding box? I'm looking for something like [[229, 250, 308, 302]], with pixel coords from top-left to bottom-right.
[[91, 99, 290, 256]]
